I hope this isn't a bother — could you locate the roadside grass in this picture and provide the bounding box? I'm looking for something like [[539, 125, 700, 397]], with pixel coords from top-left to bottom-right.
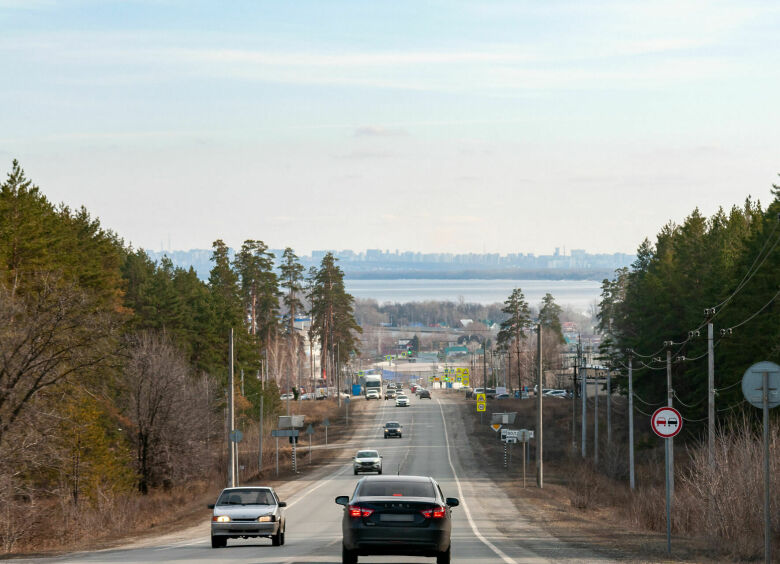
[[2, 397, 368, 556], [456, 392, 778, 562]]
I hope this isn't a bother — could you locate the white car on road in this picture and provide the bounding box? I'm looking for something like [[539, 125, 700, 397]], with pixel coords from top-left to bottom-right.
[[366, 389, 380, 400], [395, 394, 410, 407]]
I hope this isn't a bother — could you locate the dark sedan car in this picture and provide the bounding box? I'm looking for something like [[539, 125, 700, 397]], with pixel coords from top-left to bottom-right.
[[418, 389, 431, 399], [336, 475, 458, 564]]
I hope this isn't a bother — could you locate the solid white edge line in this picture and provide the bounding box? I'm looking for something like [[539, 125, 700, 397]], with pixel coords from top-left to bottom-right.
[[437, 398, 517, 564]]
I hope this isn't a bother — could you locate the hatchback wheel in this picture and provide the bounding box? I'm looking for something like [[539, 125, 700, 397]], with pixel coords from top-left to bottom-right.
[[342, 543, 358, 564], [211, 535, 226, 548], [272, 528, 282, 546], [437, 545, 451, 564]]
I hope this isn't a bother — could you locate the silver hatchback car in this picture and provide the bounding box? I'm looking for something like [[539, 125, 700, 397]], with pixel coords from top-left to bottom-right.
[[208, 487, 286, 548]]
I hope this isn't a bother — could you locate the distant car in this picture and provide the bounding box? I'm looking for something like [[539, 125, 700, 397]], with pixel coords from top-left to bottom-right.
[[544, 389, 570, 399], [386, 382, 396, 390], [395, 394, 410, 407], [495, 393, 510, 400], [279, 393, 295, 401], [383, 421, 402, 438], [209, 486, 286, 548], [366, 390, 381, 400], [335, 475, 458, 564], [410, 384, 418, 394], [486, 388, 497, 399], [385, 389, 397, 400], [353, 449, 383, 475], [418, 389, 431, 399]]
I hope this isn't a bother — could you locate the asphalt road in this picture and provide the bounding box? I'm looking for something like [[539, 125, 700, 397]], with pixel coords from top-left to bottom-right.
[[17, 394, 618, 564]]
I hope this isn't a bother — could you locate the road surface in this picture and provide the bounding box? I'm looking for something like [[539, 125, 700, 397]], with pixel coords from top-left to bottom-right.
[[16, 394, 618, 563]]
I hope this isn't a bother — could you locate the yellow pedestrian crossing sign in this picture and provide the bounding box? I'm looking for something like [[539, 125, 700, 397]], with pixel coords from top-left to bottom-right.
[[476, 402, 486, 412], [476, 393, 486, 403]]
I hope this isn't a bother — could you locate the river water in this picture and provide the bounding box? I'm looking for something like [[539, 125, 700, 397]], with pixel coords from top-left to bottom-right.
[[345, 278, 601, 312]]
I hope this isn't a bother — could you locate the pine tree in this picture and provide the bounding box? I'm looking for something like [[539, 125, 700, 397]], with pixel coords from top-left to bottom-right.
[[539, 293, 564, 344], [497, 288, 532, 388], [307, 253, 362, 381]]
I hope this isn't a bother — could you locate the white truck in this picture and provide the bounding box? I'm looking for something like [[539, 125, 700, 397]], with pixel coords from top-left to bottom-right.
[[363, 374, 382, 398]]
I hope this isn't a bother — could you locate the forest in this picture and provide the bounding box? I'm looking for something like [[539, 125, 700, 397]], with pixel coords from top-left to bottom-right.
[[597, 185, 779, 435], [0, 160, 359, 552]]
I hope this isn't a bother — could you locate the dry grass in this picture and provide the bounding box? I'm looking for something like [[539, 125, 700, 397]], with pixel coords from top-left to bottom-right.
[[457, 392, 779, 562], [1, 397, 366, 556]]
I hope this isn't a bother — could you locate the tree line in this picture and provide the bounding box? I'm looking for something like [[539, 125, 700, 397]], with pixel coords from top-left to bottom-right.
[[596, 186, 779, 436], [0, 161, 360, 549]]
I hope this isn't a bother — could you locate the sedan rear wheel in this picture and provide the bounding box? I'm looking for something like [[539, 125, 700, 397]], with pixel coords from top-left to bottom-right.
[[436, 545, 451, 564], [342, 544, 358, 564]]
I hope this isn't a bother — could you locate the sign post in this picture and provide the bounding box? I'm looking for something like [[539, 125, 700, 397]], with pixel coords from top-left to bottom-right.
[[651, 406, 683, 554], [306, 424, 315, 463], [742, 361, 780, 564], [323, 417, 330, 446]]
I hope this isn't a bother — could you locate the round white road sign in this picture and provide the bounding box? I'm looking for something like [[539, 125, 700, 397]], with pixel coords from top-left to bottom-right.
[[651, 407, 683, 438], [741, 361, 780, 409]]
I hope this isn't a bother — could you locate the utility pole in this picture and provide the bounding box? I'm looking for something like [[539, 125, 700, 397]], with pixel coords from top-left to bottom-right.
[[536, 323, 543, 488], [706, 317, 715, 467], [259, 395, 264, 474], [572, 353, 577, 450], [628, 352, 635, 490], [607, 366, 612, 445], [594, 363, 599, 466], [581, 337, 587, 458], [228, 328, 236, 488], [665, 345, 674, 496], [483, 344, 487, 392]]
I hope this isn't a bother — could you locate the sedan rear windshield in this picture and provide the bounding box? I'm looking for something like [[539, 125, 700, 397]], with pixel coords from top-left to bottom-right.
[[358, 481, 435, 498], [217, 489, 275, 506]]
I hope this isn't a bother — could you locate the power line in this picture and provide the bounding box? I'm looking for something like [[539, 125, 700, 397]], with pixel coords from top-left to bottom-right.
[[633, 392, 666, 406], [712, 222, 780, 311], [726, 287, 780, 331]]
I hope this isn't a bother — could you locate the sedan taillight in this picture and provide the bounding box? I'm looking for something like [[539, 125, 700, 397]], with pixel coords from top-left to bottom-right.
[[420, 506, 446, 519], [348, 505, 374, 518]]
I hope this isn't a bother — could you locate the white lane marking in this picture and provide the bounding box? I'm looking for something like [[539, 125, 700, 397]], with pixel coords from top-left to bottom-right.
[[437, 399, 518, 564], [285, 463, 351, 509]]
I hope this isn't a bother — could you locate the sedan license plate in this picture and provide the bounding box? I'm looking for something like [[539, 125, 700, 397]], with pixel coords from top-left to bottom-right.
[[380, 513, 414, 522]]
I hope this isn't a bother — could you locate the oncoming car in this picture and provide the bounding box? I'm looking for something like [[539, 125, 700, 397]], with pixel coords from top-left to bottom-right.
[[353, 449, 383, 475], [383, 421, 402, 439], [366, 389, 381, 400], [395, 394, 410, 407], [335, 475, 459, 564], [208, 487, 286, 548]]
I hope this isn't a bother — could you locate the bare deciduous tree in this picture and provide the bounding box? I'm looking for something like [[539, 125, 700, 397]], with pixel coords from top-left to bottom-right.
[[122, 332, 214, 493], [0, 274, 118, 446]]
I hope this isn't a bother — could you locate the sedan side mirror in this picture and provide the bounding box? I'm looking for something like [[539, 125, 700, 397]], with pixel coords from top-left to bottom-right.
[[207, 504, 215, 509], [278, 501, 287, 507], [335, 496, 349, 506], [446, 498, 459, 507]]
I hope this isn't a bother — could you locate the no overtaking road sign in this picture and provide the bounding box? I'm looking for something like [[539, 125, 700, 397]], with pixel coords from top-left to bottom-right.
[[651, 407, 683, 438]]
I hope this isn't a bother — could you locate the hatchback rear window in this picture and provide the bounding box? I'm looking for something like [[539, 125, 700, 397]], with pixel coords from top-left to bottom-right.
[[359, 481, 435, 498]]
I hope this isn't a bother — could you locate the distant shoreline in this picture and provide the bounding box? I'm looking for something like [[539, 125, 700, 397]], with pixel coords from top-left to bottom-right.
[[343, 268, 613, 281]]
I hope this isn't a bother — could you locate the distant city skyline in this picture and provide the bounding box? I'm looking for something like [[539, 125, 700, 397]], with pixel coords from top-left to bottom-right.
[[146, 246, 635, 282]]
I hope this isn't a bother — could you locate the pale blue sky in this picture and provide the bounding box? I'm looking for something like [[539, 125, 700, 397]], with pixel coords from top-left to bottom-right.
[[2, 0, 778, 255]]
